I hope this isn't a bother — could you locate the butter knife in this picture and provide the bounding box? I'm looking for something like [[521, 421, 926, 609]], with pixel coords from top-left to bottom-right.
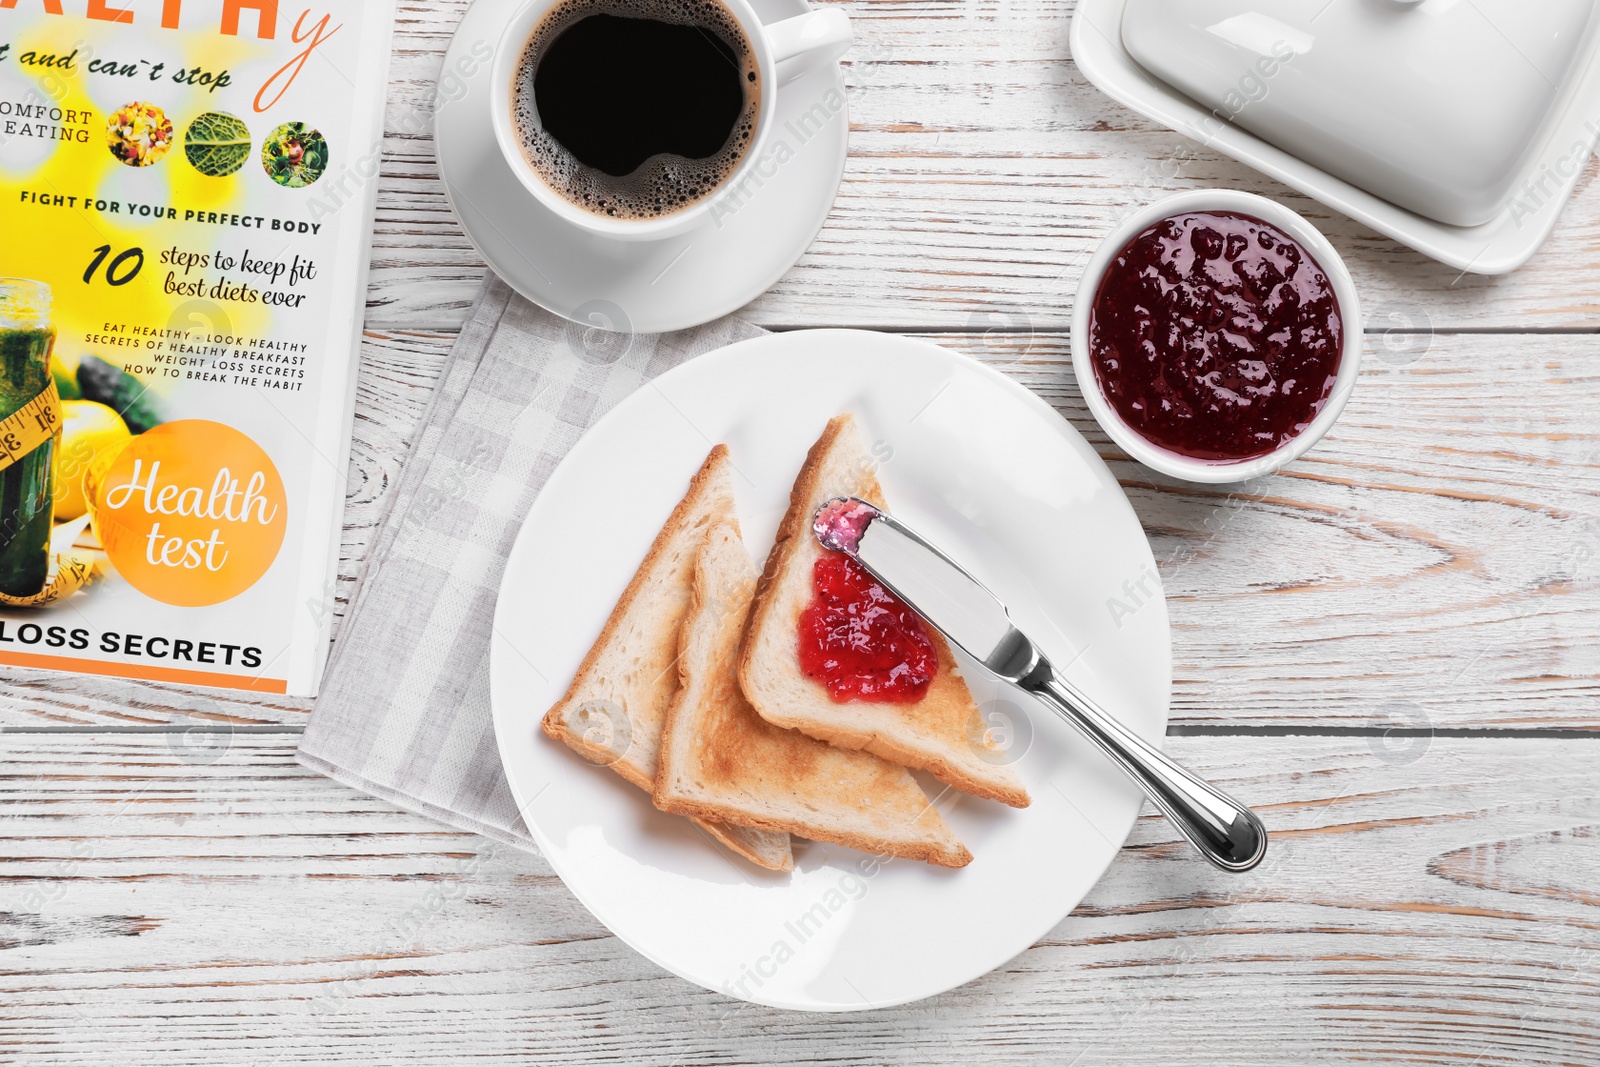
[[813, 497, 1267, 872]]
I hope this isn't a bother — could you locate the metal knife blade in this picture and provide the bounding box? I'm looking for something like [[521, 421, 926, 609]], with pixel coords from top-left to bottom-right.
[[810, 496, 1269, 872], [813, 497, 1040, 681]]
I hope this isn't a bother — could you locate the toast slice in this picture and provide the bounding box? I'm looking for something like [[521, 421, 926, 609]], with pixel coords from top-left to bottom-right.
[[656, 521, 972, 868], [739, 415, 1031, 809], [542, 445, 792, 871]]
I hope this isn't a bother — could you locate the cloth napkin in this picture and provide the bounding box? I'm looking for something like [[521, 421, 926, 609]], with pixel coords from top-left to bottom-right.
[[297, 276, 766, 850]]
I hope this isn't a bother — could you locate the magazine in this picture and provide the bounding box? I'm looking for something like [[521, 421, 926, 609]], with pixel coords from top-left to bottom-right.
[[0, 0, 395, 695]]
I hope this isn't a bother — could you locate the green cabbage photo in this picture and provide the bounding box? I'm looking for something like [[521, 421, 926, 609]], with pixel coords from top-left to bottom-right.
[[184, 112, 251, 177]]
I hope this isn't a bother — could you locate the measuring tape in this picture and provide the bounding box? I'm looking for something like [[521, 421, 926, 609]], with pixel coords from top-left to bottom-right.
[[0, 379, 62, 474], [0, 547, 100, 607]]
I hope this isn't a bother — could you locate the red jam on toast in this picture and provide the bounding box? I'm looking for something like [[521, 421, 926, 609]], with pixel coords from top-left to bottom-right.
[[798, 553, 936, 703]]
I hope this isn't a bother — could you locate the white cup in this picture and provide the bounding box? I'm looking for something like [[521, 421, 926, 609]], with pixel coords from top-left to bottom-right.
[[491, 0, 852, 241]]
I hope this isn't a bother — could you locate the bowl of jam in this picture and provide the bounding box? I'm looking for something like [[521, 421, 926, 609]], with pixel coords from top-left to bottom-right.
[[1072, 190, 1361, 483]]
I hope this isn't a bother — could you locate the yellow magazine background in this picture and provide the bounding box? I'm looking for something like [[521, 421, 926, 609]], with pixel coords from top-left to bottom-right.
[[6, 18, 273, 352]]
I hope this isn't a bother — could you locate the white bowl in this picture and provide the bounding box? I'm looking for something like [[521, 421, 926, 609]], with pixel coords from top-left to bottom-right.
[[1069, 189, 1362, 484]]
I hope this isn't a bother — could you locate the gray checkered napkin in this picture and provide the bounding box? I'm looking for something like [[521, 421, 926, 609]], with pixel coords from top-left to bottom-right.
[[297, 276, 766, 850]]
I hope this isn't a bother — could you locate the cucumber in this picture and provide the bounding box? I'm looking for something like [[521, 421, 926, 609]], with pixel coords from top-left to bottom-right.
[[76, 354, 163, 434], [51, 359, 81, 401]]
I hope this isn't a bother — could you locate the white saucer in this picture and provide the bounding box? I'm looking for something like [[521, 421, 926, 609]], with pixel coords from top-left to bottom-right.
[[489, 330, 1172, 1010], [1072, 0, 1600, 274], [437, 0, 849, 333]]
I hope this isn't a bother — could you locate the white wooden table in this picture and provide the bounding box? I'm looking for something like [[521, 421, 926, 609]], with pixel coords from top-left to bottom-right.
[[5, 1, 1600, 1061]]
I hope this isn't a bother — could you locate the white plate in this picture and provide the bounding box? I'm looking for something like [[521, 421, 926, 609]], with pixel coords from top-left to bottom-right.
[[490, 330, 1171, 1011], [436, 0, 849, 333], [1071, 0, 1600, 274]]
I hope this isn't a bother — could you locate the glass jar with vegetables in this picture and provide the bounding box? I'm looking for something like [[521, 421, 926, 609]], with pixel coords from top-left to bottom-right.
[[0, 279, 60, 597]]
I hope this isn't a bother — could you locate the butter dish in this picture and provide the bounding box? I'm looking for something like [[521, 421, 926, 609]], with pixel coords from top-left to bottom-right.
[[1072, 0, 1600, 272]]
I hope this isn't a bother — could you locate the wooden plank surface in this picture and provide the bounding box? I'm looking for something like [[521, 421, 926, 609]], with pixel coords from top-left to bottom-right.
[[0, 330, 1592, 730], [2, 732, 1597, 1065], [4, 0, 1599, 1060], [364, 0, 1600, 331]]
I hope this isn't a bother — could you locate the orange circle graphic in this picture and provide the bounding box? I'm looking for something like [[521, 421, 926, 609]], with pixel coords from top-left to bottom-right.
[[92, 421, 287, 607]]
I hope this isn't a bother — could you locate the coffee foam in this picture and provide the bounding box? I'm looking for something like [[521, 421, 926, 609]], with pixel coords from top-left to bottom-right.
[[512, 0, 760, 220]]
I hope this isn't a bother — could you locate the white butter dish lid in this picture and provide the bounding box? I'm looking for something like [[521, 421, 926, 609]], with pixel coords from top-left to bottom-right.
[[1121, 0, 1600, 227]]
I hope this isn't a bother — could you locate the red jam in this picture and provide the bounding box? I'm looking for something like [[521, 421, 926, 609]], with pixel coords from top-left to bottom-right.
[[798, 552, 937, 703], [1088, 210, 1343, 462]]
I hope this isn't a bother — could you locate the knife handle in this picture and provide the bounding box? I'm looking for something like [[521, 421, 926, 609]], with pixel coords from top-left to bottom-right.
[[1021, 662, 1268, 872]]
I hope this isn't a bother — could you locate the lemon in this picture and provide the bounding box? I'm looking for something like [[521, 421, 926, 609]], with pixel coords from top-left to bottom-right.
[[54, 400, 131, 522]]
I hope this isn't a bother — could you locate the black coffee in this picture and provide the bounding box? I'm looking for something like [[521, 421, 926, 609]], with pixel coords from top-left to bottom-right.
[[513, 0, 760, 219]]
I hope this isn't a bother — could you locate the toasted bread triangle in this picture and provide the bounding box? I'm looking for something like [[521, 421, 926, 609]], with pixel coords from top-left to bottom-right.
[[739, 415, 1031, 809], [656, 521, 972, 868], [541, 445, 792, 871]]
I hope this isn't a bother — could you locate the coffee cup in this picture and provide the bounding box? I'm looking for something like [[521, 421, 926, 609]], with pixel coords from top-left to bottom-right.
[[491, 0, 852, 241]]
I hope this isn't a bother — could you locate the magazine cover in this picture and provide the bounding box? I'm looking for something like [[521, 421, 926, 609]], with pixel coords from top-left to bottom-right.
[[0, 0, 394, 695]]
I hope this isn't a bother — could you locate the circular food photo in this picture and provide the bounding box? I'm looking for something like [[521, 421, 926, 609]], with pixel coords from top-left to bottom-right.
[[184, 111, 251, 177], [261, 121, 328, 188], [106, 102, 174, 167]]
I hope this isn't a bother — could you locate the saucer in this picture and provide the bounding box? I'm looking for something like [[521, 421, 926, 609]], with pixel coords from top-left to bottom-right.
[[437, 0, 849, 333]]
